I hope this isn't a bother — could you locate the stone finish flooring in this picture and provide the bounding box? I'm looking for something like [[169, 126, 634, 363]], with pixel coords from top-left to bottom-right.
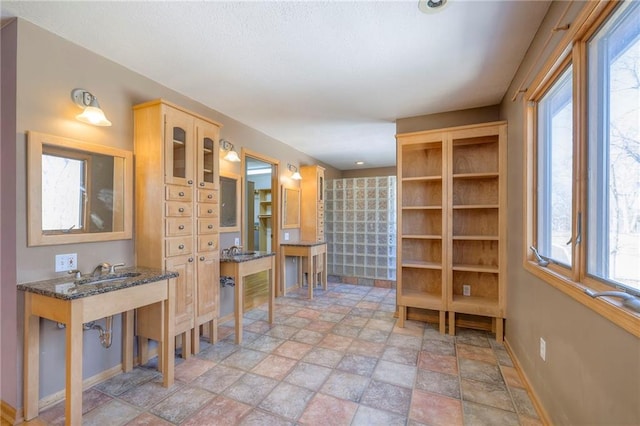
[[33, 283, 542, 425]]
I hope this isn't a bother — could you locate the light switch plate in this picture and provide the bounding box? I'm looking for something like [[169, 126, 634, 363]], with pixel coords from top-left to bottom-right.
[[234, 237, 240, 246], [284, 232, 290, 241]]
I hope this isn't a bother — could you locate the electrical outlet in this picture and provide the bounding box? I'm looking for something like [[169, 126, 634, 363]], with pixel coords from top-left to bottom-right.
[[234, 237, 240, 246], [284, 232, 290, 241], [463, 284, 471, 296], [540, 337, 546, 361], [55, 253, 77, 272]]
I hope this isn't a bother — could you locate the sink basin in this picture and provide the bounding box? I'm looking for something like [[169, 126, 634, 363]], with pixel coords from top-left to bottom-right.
[[78, 272, 141, 285]]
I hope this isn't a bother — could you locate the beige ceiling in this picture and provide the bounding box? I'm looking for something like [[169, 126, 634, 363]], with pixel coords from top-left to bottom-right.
[[1, 1, 550, 170]]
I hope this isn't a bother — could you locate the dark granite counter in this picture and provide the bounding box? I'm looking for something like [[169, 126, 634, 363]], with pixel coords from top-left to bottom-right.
[[280, 240, 326, 247], [17, 266, 178, 300], [220, 251, 276, 263]]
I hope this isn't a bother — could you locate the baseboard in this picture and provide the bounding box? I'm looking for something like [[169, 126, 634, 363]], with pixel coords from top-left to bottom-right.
[[218, 312, 234, 324], [37, 363, 124, 411], [504, 339, 552, 426], [1, 400, 17, 425]]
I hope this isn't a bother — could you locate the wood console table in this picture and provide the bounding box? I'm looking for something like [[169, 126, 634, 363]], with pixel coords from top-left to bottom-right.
[[220, 252, 275, 344], [280, 241, 327, 299], [18, 268, 176, 425]]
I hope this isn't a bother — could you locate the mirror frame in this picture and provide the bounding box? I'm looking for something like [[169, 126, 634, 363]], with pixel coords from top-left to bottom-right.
[[27, 131, 133, 246], [219, 170, 241, 233], [282, 185, 300, 229]]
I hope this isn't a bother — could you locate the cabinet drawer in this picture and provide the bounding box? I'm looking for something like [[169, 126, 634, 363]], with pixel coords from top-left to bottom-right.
[[197, 235, 218, 252], [165, 202, 192, 217], [318, 202, 324, 211], [198, 189, 218, 203], [166, 237, 193, 257], [197, 218, 217, 234], [166, 218, 192, 236], [197, 204, 218, 218], [166, 185, 193, 202], [318, 210, 325, 220]]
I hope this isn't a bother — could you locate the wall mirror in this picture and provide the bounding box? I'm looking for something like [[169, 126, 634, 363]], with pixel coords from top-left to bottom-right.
[[220, 171, 240, 232], [282, 185, 300, 229], [27, 131, 133, 246]]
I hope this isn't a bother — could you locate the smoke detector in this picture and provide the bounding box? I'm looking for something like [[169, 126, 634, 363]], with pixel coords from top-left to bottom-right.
[[418, 0, 448, 14]]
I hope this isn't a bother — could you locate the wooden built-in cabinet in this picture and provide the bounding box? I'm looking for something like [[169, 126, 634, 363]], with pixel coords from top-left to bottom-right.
[[396, 121, 507, 341], [300, 165, 325, 242], [134, 99, 221, 358], [258, 189, 272, 252]]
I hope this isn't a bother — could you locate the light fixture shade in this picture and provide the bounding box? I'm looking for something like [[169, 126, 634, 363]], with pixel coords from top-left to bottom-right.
[[224, 149, 241, 162], [71, 89, 112, 126], [76, 105, 112, 126], [291, 171, 302, 180]]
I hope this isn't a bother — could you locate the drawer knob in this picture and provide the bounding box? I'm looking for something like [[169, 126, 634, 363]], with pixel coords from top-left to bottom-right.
[[178, 191, 185, 197], [208, 241, 214, 246], [188, 180, 193, 185], [200, 256, 205, 261], [207, 209, 213, 214], [178, 244, 185, 250], [188, 257, 194, 262], [207, 194, 213, 199], [178, 225, 185, 230], [200, 182, 205, 187], [179, 207, 185, 213], [208, 224, 213, 229]]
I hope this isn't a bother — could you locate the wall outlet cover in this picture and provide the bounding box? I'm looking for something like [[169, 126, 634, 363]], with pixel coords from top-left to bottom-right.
[[284, 232, 290, 241], [463, 284, 471, 296], [234, 237, 240, 246], [55, 253, 77, 272], [540, 337, 546, 361]]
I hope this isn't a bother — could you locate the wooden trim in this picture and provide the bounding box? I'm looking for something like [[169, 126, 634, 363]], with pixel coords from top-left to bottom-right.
[[524, 261, 640, 338], [37, 364, 124, 412], [504, 339, 552, 426], [132, 98, 223, 127], [1, 400, 17, 425], [396, 120, 507, 139]]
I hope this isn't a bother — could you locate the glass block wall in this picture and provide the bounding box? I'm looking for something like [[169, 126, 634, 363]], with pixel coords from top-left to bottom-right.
[[325, 176, 397, 281]]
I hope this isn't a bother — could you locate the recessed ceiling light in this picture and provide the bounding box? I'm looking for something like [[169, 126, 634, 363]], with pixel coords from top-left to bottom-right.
[[355, 161, 364, 166], [418, 0, 448, 14]]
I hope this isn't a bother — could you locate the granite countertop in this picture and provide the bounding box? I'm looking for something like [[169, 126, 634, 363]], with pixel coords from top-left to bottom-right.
[[280, 240, 327, 247], [17, 266, 178, 300], [220, 251, 276, 263]]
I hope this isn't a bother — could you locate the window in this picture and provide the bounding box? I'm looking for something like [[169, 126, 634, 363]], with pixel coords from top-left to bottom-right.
[[587, 1, 640, 293], [526, 0, 640, 335], [537, 65, 574, 267]]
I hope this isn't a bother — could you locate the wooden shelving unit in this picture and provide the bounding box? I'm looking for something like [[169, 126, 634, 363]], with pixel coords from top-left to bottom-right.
[[396, 121, 507, 341], [258, 189, 272, 252]]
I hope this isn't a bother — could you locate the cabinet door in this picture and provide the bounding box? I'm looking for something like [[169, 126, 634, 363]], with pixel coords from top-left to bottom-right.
[[196, 253, 219, 318], [166, 254, 195, 333], [195, 120, 219, 190], [164, 108, 194, 186]]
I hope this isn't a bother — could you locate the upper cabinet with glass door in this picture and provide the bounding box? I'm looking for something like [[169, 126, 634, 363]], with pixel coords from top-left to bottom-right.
[[164, 108, 195, 186], [196, 121, 219, 190]]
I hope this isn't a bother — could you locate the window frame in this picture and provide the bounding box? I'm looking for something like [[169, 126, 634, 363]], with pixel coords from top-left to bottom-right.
[[524, 0, 640, 337]]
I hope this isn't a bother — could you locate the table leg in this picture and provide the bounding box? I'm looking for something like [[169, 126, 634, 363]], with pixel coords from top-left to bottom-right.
[[23, 293, 40, 421], [65, 302, 83, 425], [322, 249, 328, 290], [269, 262, 275, 324], [162, 290, 175, 387], [122, 310, 134, 372], [281, 251, 287, 296], [235, 275, 243, 344]]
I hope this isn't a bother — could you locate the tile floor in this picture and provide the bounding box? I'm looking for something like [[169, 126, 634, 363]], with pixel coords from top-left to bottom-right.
[[33, 282, 542, 425]]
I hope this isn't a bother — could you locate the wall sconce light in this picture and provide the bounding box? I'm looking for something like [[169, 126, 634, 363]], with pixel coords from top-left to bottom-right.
[[287, 164, 302, 180], [220, 139, 241, 162], [71, 88, 112, 126]]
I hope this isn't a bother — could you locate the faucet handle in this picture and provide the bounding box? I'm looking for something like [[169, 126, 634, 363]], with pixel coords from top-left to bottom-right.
[[68, 269, 82, 279], [109, 263, 125, 274]]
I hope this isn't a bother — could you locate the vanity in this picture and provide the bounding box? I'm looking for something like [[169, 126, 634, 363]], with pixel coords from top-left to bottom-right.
[[220, 251, 275, 344], [18, 267, 177, 425], [281, 241, 327, 299]]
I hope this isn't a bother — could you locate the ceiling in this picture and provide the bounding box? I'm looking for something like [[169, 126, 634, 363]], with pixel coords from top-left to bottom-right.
[[1, 1, 550, 170]]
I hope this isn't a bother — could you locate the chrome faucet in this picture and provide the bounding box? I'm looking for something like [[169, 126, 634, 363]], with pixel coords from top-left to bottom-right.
[[91, 262, 111, 277], [228, 245, 243, 255]]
